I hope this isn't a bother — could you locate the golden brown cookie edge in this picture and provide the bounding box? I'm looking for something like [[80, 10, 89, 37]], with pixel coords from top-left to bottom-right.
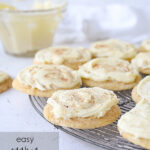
[[118, 128, 150, 149], [82, 75, 141, 91], [12, 78, 81, 97], [43, 104, 121, 129], [0, 77, 12, 93]]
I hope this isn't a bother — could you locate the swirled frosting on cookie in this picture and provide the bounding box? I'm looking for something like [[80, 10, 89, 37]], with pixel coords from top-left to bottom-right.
[[118, 99, 150, 139], [132, 52, 150, 70], [0, 71, 10, 83], [34, 46, 91, 64], [140, 40, 150, 52], [91, 39, 136, 59], [79, 58, 139, 83], [47, 87, 118, 119], [137, 76, 150, 99], [17, 65, 81, 90]]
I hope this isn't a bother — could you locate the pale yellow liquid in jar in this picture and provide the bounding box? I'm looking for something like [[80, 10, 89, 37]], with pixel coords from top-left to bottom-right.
[[0, 3, 63, 56], [0, 3, 15, 10]]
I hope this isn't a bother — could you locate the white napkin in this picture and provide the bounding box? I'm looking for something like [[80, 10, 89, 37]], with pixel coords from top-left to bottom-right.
[[54, 3, 150, 46]]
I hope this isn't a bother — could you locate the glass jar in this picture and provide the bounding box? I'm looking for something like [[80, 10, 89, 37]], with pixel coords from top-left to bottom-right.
[[0, 0, 67, 56]]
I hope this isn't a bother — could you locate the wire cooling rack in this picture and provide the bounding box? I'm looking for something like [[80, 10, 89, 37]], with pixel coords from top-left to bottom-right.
[[29, 90, 145, 150]]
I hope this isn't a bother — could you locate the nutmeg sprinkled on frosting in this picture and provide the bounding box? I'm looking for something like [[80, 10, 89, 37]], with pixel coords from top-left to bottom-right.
[[47, 87, 119, 119], [91, 39, 136, 60], [79, 58, 139, 83], [17, 64, 81, 91], [34, 46, 91, 65]]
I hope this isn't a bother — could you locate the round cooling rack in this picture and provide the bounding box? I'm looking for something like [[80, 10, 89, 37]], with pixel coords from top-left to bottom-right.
[[29, 90, 145, 150]]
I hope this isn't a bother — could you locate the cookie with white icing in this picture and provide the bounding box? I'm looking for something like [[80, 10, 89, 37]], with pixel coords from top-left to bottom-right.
[[34, 46, 91, 70], [132, 76, 150, 103], [78, 58, 141, 91], [44, 87, 121, 129], [0, 71, 12, 93], [12, 64, 82, 97], [140, 40, 150, 52], [132, 52, 150, 74], [90, 39, 137, 61], [118, 98, 150, 149]]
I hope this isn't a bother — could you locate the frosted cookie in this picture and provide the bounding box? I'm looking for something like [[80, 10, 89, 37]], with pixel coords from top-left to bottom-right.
[[34, 46, 91, 70], [78, 58, 141, 91], [132, 76, 150, 103], [140, 40, 150, 52], [44, 87, 121, 129], [118, 99, 150, 149], [132, 52, 150, 74], [90, 39, 136, 61], [12, 64, 81, 97], [0, 71, 12, 93]]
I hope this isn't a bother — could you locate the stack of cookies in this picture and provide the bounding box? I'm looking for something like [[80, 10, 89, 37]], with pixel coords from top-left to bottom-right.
[[12, 38, 150, 149]]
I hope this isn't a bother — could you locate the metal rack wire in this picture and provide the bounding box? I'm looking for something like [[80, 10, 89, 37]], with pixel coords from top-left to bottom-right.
[[29, 90, 144, 150]]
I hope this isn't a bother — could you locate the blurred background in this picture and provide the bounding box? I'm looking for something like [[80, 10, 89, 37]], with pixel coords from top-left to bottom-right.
[[0, 0, 150, 56], [54, 0, 150, 46]]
